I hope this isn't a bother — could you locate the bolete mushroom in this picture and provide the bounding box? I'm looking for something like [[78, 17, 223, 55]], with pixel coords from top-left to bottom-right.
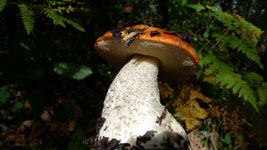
[[94, 24, 198, 149]]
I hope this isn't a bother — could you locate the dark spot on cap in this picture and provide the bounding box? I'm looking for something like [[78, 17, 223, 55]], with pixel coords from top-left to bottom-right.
[[150, 30, 161, 37]]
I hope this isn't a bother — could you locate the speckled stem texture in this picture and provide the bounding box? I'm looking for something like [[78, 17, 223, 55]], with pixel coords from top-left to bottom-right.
[[99, 55, 187, 149]]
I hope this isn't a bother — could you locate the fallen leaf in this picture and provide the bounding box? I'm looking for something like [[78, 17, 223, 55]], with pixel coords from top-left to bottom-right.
[[40, 110, 51, 122], [159, 82, 174, 99]]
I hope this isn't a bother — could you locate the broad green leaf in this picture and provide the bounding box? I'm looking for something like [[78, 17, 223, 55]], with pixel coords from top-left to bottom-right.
[[181, 0, 187, 6], [18, 4, 35, 35], [53, 62, 93, 80], [11, 102, 24, 113], [185, 4, 205, 12], [222, 133, 231, 145], [0, 86, 11, 107], [0, 0, 7, 13], [203, 32, 209, 38]]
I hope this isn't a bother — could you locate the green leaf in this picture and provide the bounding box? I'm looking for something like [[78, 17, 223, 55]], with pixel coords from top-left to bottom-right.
[[181, 0, 187, 6], [203, 32, 209, 38], [42, 8, 66, 28], [185, 4, 205, 12], [258, 88, 267, 106], [18, 4, 35, 35], [0, 0, 7, 13], [63, 18, 86, 32], [11, 102, 24, 113], [237, 135, 243, 141], [246, 72, 263, 86], [0, 86, 11, 107], [41, 8, 85, 32], [222, 133, 231, 145], [53, 62, 93, 80]]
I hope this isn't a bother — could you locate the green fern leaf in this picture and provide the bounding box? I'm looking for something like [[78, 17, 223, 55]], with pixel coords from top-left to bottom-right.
[[246, 72, 263, 86], [257, 88, 267, 106], [18, 4, 34, 35], [202, 55, 259, 110], [63, 18, 86, 32], [239, 85, 258, 111], [42, 8, 85, 32], [232, 82, 241, 94], [0, 0, 7, 13], [42, 8, 66, 28], [208, 6, 263, 45], [226, 77, 236, 89], [213, 33, 263, 69]]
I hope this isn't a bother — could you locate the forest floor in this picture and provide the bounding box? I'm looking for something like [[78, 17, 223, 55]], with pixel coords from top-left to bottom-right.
[[0, 82, 267, 150]]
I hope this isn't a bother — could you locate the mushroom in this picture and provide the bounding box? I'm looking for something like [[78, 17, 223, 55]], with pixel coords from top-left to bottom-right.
[[94, 24, 198, 149]]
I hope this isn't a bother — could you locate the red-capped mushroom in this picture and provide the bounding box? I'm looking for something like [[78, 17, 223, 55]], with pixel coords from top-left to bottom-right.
[[94, 24, 198, 149]]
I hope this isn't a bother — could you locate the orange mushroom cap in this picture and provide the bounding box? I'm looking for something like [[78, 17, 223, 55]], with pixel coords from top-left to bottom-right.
[[95, 24, 198, 81]]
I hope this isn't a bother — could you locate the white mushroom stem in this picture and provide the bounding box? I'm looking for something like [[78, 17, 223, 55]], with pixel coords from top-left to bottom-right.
[[99, 55, 187, 149]]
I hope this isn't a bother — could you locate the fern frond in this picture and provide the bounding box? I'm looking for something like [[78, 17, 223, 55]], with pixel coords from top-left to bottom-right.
[[41, 8, 85, 32], [257, 88, 267, 106], [207, 6, 263, 45], [18, 4, 34, 35], [245, 72, 263, 86], [0, 0, 7, 13], [63, 18, 86, 32], [202, 55, 259, 111], [42, 8, 66, 28], [213, 33, 263, 69]]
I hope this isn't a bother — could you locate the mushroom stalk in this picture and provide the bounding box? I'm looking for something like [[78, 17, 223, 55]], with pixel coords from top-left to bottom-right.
[[98, 55, 187, 149]]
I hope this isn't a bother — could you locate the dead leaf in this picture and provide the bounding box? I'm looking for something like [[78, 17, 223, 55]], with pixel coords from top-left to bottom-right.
[[174, 99, 209, 131], [203, 74, 216, 84], [22, 120, 32, 128], [159, 82, 174, 99], [170, 84, 212, 131], [40, 110, 51, 122], [190, 90, 212, 103]]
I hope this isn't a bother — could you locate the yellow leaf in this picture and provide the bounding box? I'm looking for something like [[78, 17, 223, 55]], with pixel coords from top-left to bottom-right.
[[203, 74, 216, 83], [24, 101, 31, 109], [159, 82, 174, 99], [190, 90, 213, 103], [68, 120, 75, 132], [174, 98, 209, 131]]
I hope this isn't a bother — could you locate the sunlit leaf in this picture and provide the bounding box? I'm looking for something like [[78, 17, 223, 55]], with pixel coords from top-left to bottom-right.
[[18, 4, 35, 35], [0, 0, 7, 13], [181, 0, 187, 6], [53, 62, 93, 80], [185, 4, 205, 12]]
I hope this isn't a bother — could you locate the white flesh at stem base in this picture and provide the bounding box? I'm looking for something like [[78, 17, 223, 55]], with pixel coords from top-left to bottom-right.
[[98, 54, 187, 149]]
